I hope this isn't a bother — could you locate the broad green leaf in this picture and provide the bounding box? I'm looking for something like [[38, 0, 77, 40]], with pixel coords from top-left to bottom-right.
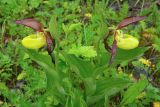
[[26, 49, 68, 104], [25, 49, 59, 90], [62, 53, 94, 78], [93, 65, 108, 77], [114, 47, 149, 64], [87, 77, 131, 105], [120, 78, 148, 106], [96, 50, 110, 66], [62, 53, 96, 97], [65, 89, 87, 107], [95, 77, 131, 95], [84, 78, 96, 96]]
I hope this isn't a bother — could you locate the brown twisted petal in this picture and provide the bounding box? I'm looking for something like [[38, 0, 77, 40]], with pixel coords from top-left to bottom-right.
[[16, 18, 44, 32], [117, 16, 146, 29]]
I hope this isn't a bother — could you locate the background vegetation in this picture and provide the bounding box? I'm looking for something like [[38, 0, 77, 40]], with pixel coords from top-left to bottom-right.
[[0, 0, 160, 107]]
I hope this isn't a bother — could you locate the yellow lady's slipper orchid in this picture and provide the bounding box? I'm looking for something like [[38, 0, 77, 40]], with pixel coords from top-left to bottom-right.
[[22, 33, 46, 49], [116, 31, 139, 50]]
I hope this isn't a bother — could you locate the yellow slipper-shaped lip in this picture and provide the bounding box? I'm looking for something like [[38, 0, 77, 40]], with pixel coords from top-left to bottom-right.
[[116, 34, 139, 50], [22, 33, 46, 49]]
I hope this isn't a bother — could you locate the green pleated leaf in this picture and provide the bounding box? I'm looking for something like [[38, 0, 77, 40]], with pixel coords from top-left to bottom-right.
[[87, 77, 131, 105], [25, 49, 59, 90], [84, 78, 96, 96], [26, 49, 68, 104], [65, 90, 87, 107], [114, 47, 149, 64], [62, 53, 94, 78]]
